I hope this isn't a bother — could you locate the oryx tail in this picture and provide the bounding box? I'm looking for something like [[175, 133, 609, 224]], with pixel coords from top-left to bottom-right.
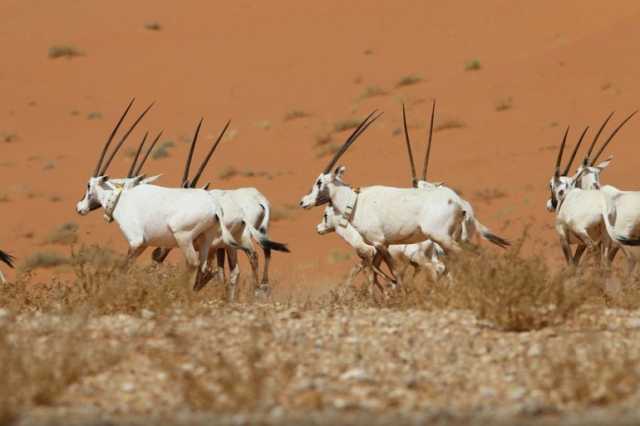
[[602, 195, 640, 246], [0, 250, 14, 268], [473, 219, 510, 249], [247, 203, 290, 252]]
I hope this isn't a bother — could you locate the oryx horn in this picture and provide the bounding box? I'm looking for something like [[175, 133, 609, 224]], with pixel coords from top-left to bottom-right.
[[401, 103, 418, 187], [182, 118, 203, 187], [127, 131, 148, 178], [189, 120, 231, 188], [323, 110, 382, 173], [583, 111, 614, 165], [555, 126, 569, 176], [590, 110, 638, 165], [421, 99, 436, 181], [133, 130, 163, 176], [94, 98, 134, 176], [562, 126, 589, 176], [99, 102, 155, 176]]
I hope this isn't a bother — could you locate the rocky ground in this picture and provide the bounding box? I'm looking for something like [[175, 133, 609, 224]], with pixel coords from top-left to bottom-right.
[[2, 296, 640, 426]]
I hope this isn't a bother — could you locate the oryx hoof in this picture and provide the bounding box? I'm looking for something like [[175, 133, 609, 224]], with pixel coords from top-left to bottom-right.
[[193, 270, 214, 292], [254, 284, 272, 299], [151, 247, 165, 263]]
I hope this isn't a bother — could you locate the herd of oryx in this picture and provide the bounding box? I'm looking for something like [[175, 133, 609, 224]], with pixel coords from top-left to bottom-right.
[[1, 99, 640, 297]]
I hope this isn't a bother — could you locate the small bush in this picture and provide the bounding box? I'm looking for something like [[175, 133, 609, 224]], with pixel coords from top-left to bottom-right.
[[151, 140, 175, 159], [48, 45, 83, 59], [218, 166, 239, 180], [495, 97, 513, 112], [86, 111, 102, 120], [314, 132, 332, 146], [1, 132, 18, 143], [333, 118, 361, 133], [465, 59, 481, 71], [22, 251, 68, 271], [46, 222, 78, 245], [144, 21, 162, 31], [434, 119, 465, 132], [396, 74, 422, 87], [284, 110, 310, 121], [359, 85, 386, 99]]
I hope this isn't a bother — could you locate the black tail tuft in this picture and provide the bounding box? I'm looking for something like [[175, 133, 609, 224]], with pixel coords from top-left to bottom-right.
[[482, 232, 511, 249], [617, 235, 640, 246], [0, 250, 14, 268], [260, 239, 290, 253]]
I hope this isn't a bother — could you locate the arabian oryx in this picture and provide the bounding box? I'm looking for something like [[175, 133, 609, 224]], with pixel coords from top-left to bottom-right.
[[0, 249, 14, 284], [299, 111, 466, 287], [76, 99, 231, 289], [150, 119, 289, 298], [546, 111, 637, 266], [316, 205, 445, 288], [401, 102, 509, 248], [547, 123, 640, 266]]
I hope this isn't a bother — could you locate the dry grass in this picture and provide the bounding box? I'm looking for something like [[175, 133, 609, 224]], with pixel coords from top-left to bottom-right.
[[284, 109, 310, 121], [396, 74, 423, 87], [45, 221, 78, 245], [358, 85, 387, 99], [151, 140, 175, 159], [21, 251, 69, 271], [334, 118, 362, 133], [48, 45, 83, 59], [434, 118, 466, 132], [495, 97, 513, 112], [2, 245, 640, 425], [465, 59, 482, 71], [144, 21, 162, 31]]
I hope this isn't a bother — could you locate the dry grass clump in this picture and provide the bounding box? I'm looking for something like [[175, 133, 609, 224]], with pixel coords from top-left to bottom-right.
[[48, 45, 83, 59], [21, 251, 68, 271], [464, 59, 481, 71], [0, 320, 125, 424], [144, 21, 162, 31], [396, 74, 423, 87], [495, 97, 513, 112], [434, 118, 466, 132], [151, 140, 175, 159], [284, 109, 310, 121], [334, 118, 362, 133], [45, 221, 78, 245], [359, 85, 387, 100]]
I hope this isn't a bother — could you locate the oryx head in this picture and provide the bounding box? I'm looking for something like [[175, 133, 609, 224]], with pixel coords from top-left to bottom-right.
[[316, 205, 338, 235], [300, 111, 382, 209], [547, 125, 578, 212], [76, 99, 154, 215], [401, 100, 438, 189]]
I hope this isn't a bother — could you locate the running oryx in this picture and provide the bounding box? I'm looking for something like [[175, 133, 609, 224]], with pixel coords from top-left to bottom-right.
[[316, 205, 445, 288], [151, 119, 289, 298], [546, 111, 637, 266], [0, 249, 14, 284], [76, 99, 230, 289], [299, 111, 466, 287], [401, 102, 509, 248], [547, 123, 640, 266]]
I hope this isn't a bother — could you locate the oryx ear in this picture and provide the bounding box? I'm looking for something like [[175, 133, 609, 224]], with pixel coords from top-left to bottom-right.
[[202, 183, 210, 190], [141, 174, 161, 185], [334, 165, 346, 179], [100, 175, 110, 183], [132, 175, 146, 185], [594, 156, 613, 171]]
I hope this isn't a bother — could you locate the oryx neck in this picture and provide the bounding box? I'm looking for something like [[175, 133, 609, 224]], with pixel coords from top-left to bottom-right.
[[95, 182, 125, 223]]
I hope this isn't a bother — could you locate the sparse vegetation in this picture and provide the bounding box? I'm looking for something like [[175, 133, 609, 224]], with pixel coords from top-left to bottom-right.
[[0, 132, 18, 143], [315, 142, 340, 158], [218, 166, 240, 180], [495, 97, 513, 112], [46, 222, 78, 245], [21, 251, 68, 271], [434, 118, 466, 132], [0, 192, 9, 203], [465, 59, 482, 71], [151, 140, 175, 159], [314, 131, 332, 146], [284, 109, 310, 121], [333, 118, 361, 133], [144, 21, 162, 31], [48, 45, 83, 59], [474, 188, 507, 203], [396, 74, 423, 87], [87, 111, 102, 120], [359, 85, 387, 99]]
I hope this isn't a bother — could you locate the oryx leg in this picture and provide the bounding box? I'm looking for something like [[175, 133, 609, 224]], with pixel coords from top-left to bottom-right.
[[0, 270, 6, 284], [193, 229, 215, 292], [261, 248, 271, 285], [227, 248, 240, 301], [556, 227, 573, 266], [572, 245, 587, 266], [374, 245, 402, 289], [126, 236, 147, 263], [216, 248, 226, 283]]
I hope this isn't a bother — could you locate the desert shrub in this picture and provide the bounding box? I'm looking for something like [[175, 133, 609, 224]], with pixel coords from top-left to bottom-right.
[[495, 97, 513, 111], [151, 140, 175, 159], [284, 109, 310, 121], [434, 118, 465, 132], [359, 85, 387, 99], [333, 118, 361, 133], [48, 45, 83, 59], [46, 222, 78, 245], [144, 21, 162, 31], [465, 59, 481, 71], [21, 251, 68, 271], [396, 74, 422, 87]]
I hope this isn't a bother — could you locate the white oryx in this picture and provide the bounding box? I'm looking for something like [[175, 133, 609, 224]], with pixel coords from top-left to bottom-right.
[[76, 100, 230, 289], [0, 249, 14, 284], [401, 102, 510, 249], [546, 120, 640, 266], [151, 119, 289, 299], [316, 205, 445, 287], [299, 111, 466, 287], [546, 111, 637, 266]]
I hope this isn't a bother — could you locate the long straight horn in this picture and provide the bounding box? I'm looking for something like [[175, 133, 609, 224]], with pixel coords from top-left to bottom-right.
[[99, 102, 155, 175], [563, 126, 589, 176], [182, 118, 203, 186], [401, 104, 418, 187], [127, 131, 148, 177], [134, 130, 163, 176], [555, 126, 569, 176], [421, 99, 436, 180], [94, 98, 135, 176], [190, 120, 231, 188], [591, 110, 638, 165], [323, 110, 382, 173], [584, 111, 614, 165]]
